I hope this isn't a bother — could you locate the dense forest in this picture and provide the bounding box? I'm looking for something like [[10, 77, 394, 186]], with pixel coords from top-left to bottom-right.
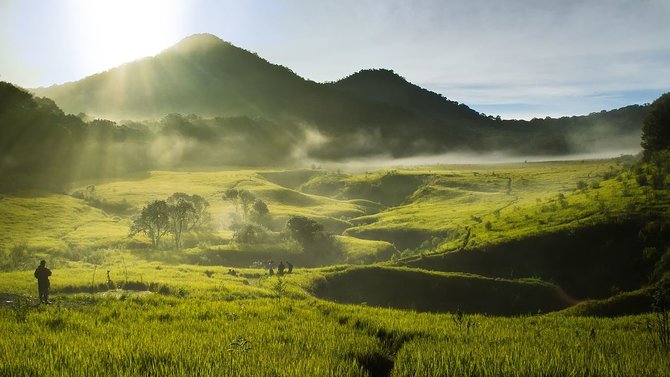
[[1, 77, 651, 192]]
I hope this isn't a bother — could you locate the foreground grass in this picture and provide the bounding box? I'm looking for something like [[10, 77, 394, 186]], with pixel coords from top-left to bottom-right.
[[1, 293, 668, 377], [2, 259, 670, 376]]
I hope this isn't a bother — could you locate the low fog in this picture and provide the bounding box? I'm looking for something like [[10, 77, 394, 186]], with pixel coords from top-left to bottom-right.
[[123, 113, 644, 172], [0, 80, 648, 192]]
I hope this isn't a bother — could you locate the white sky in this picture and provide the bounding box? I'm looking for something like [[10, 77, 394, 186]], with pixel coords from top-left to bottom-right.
[[1, 0, 669, 119]]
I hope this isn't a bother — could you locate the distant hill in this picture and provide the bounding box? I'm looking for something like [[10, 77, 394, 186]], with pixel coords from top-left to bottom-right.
[[0, 82, 148, 191], [329, 68, 489, 126], [32, 33, 650, 158]]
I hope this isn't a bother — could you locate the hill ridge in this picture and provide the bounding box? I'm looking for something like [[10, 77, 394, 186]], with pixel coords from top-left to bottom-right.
[[29, 33, 650, 158]]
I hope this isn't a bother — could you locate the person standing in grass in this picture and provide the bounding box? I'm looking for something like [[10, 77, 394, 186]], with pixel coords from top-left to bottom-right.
[[287, 261, 293, 274], [34, 260, 52, 304]]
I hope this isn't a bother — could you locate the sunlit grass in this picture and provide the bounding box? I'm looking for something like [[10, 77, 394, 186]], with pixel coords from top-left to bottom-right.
[[0, 291, 667, 376], [1, 156, 668, 377]]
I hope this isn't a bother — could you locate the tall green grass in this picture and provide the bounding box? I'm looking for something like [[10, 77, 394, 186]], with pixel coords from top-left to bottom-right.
[[2, 295, 667, 376]]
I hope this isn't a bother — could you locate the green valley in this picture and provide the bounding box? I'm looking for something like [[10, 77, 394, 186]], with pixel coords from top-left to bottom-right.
[[2, 156, 670, 376]]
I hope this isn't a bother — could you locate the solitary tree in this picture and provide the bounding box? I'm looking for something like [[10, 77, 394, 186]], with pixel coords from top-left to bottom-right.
[[642, 92, 670, 160], [129, 200, 170, 249]]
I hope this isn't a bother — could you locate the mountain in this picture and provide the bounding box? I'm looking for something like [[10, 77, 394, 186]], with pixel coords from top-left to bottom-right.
[[35, 34, 313, 119], [329, 68, 488, 126], [33, 33, 649, 158]]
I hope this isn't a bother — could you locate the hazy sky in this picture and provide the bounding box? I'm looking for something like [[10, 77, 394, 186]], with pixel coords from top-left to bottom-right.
[[1, 0, 669, 119]]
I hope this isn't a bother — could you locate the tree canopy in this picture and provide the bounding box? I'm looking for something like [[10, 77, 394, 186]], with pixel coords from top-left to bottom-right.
[[130, 193, 210, 249], [129, 200, 170, 249], [641, 92, 670, 159]]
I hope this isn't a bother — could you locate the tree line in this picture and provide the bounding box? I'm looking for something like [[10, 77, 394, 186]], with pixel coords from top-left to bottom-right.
[[1, 80, 657, 194]]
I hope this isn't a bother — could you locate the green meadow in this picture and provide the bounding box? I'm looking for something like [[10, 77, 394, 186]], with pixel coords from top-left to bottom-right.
[[2, 158, 670, 376]]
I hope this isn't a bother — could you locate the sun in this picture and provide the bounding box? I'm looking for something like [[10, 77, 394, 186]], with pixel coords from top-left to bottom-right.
[[68, 0, 187, 73]]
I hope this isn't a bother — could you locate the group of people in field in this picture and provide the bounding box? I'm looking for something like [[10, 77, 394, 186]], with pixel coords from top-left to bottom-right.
[[267, 260, 293, 276]]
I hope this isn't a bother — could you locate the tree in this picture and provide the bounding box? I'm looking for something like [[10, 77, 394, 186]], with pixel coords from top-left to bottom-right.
[[284, 216, 324, 247], [238, 190, 255, 222], [250, 199, 270, 224], [167, 192, 211, 230], [283, 216, 343, 264], [642, 92, 670, 160], [167, 198, 196, 250], [189, 194, 211, 229], [223, 188, 239, 214], [233, 223, 271, 244], [129, 200, 170, 249], [223, 188, 255, 222]]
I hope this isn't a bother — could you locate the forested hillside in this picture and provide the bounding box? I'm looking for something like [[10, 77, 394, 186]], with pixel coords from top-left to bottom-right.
[[33, 34, 649, 160]]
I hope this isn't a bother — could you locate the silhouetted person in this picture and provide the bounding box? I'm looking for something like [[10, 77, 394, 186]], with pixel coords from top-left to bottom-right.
[[106, 270, 114, 290], [278, 261, 285, 276], [287, 261, 293, 274], [34, 260, 52, 304]]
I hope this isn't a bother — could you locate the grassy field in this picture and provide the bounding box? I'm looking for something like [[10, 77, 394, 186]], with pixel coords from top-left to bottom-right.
[[1, 158, 651, 256], [2, 157, 670, 376], [1, 285, 669, 376]]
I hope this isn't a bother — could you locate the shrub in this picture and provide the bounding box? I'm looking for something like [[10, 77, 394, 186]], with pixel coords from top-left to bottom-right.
[[0, 244, 30, 271], [233, 224, 272, 244], [647, 284, 670, 350], [636, 173, 649, 186], [11, 295, 31, 323]]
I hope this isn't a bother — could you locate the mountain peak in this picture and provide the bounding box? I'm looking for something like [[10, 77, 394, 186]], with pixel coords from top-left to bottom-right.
[[166, 33, 231, 54], [339, 69, 408, 84]]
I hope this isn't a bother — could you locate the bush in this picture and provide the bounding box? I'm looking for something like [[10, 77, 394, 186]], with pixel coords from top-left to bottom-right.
[[0, 244, 30, 271], [283, 216, 344, 264], [647, 283, 670, 350], [233, 224, 272, 244], [636, 174, 648, 186], [11, 295, 31, 323]]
